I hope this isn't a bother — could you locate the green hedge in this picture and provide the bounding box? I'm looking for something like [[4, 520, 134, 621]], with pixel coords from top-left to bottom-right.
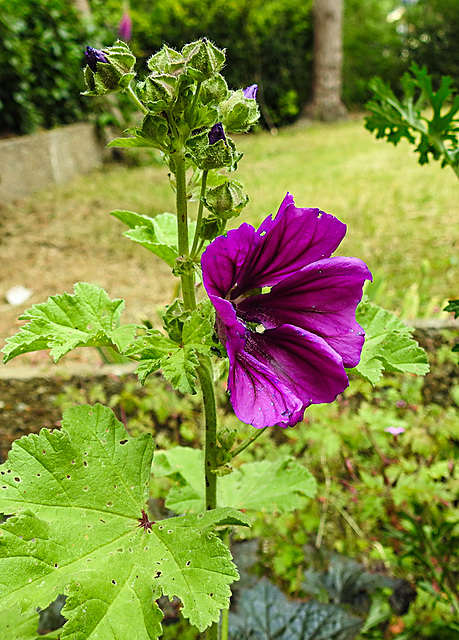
[[0, 0, 91, 136]]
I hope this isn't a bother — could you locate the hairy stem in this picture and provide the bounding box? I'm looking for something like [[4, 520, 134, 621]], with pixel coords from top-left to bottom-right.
[[127, 84, 149, 115], [190, 169, 208, 258], [175, 150, 196, 311]]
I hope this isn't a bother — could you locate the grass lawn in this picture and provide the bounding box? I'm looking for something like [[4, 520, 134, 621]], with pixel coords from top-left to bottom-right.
[[1, 116, 457, 339]]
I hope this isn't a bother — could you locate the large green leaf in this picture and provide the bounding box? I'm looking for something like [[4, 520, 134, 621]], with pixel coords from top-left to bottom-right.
[[228, 579, 361, 640], [153, 447, 317, 514], [0, 405, 249, 638], [111, 211, 197, 268], [348, 300, 429, 384], [1, 283, 137, 363]]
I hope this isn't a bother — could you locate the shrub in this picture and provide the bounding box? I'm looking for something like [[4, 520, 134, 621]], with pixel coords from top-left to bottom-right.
[[0, 0, 90, 135]]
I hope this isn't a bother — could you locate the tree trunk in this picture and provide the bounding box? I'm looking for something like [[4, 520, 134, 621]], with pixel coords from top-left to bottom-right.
[[303, 0, 347, 121]]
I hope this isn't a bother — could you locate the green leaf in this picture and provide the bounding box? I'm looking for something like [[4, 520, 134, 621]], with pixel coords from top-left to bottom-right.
[[348, 300, 429, 384], [111, 211, 197, 268], [4, 603, 42, 640], [153, 448, 317, 514], [0, 405, 248, 637], [125, 303, 216, 391], [1, 283, 137, 364], [228, 579, 361, 640]]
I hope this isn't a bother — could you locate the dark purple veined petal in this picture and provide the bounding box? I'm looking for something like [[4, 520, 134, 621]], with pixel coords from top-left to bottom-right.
[[231, 193, 347, 297], [238, 257, 372, 367], [208, 294, 246, 349], [85, 46, 108, 72], [208, 122, 226, 145], [244, 325, 349, 406], [202, 223, 255, 299], [226, 341, 305, 429]]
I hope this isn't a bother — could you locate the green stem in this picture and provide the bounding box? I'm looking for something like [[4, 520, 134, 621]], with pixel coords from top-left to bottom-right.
[[197, 357, 218, 511], [230, 427, 268, 460], [127, 84, 149, 115], [174, 150, 196, 311], [190, 170, 208, 258], [197, 356, 219, 640]]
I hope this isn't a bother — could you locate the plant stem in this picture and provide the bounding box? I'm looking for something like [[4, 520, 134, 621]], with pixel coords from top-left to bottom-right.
[[197, 356, 219, 640], [190, 169, 208, 258], [127, 84, 149, 115], [174, 150, 196, 311], [230, 426, 268, 460]]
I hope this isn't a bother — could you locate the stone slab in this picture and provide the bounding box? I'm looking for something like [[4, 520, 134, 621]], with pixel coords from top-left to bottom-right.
[[0, 122, 102, 203]]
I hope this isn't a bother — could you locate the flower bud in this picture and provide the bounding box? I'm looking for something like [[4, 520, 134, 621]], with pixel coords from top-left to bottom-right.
[[203, 180, 248, 220], [147, 45, 186, 76], [219, 89, 260, 133], [137, 74, 178, 110], [201, 74, 229, 105], [243, 84, 258, 100], [187, 125, 242, 171], [181, 38, 225, 81], [83, 40, 136, 96]]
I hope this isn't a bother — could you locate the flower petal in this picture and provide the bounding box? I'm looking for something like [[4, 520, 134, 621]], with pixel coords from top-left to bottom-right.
[[231, 193, 347, 295], [238, 257, 371, 367], [245, 324, 349, 406], [201, 223, 255, 299], [226, 341, 304, 429]]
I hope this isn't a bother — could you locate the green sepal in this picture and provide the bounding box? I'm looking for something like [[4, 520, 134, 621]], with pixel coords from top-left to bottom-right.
[[137, 74, 179, 110], [1, 283, 137, 364], [147, 45, 186, 75], [203, 179, 248, 220], [187, 130, 242, 171], [153, 448, 317, 515], [219, 89, 260, 133], [201, 74, 229, 104], [182, 39, 225, 81], [347, 299, 430, 384], [0, 404, 249, 635]]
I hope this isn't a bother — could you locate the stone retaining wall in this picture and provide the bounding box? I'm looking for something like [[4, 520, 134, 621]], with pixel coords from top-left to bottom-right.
[[0, 123, 102, 203]]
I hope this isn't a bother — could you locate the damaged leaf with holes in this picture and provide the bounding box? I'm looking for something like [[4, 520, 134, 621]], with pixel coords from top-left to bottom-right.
[[0, 404, 250, 638]]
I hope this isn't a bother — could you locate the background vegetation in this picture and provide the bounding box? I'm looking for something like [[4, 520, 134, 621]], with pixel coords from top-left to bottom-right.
[[1, 0, 459, 135]]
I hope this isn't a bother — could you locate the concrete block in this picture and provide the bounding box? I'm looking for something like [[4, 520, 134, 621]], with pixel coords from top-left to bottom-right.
[[0, 123, 103, 203]]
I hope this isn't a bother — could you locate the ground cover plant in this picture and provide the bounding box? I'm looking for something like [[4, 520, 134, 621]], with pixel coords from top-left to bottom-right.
[[0, 36, 454, 640]]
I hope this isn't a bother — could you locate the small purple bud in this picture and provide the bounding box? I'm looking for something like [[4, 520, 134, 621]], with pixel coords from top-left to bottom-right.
[[384, 426, 405, 436], [243, 84, 258, 100], [208, 122, 226, 145], [118, 12, 132, 41], [85, 46, 108, 72], [395, 400, 407, 408]]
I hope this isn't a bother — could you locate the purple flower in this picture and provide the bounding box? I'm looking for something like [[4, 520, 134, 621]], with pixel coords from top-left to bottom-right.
[[385, 426, 405, 435], [208, 122, 226, 145], [202, 193, 372, 429], [118, 11, 132, 41], [243, 84, 258, 100], [85, 46, 108, 72]]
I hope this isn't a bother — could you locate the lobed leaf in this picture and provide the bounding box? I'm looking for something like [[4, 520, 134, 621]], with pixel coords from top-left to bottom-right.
[[1, 283, 137, 364], [0, 405, 249, 638], [111, 210, 197, 267], [153, 447, 317, 514], [348, 300, 429, 384]]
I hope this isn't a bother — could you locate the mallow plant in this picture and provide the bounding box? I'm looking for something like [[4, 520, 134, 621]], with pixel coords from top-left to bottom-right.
[[0, 39, 429, 640]]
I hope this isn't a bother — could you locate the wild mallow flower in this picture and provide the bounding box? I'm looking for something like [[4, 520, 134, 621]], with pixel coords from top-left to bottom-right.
[[201, 193, 372, 429], [243, 84, 258, 100], [85, 46, 108, 72], [118, 11, 132, 41]]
